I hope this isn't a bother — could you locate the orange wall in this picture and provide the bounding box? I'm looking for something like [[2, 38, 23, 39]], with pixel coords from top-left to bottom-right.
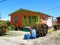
[[11, 10, 50, 28], [40, 14, 49, 20], [11, 13, 23, 28]]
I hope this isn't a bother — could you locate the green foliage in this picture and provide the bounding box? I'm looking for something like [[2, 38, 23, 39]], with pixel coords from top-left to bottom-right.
[[6, 20, 15, 31], [6, 20, 11, 26], [32, 24, 48, 37], [0, 24, 7, 36], [0, 20, 14, 31], [53, 24, 60, 30], [0, 20, 6, 24], [8, 25, 14, 31]]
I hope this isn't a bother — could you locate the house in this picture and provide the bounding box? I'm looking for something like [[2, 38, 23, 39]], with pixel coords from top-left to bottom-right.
[[56, 17, 60, 24], [9, 8, 53, 28]]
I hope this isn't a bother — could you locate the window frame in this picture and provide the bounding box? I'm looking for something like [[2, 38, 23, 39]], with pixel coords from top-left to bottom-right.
[[14, 16, 18, 23]]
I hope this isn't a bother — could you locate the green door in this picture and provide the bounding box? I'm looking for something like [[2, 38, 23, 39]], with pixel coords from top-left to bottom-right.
[[22, 16, 30, 26]]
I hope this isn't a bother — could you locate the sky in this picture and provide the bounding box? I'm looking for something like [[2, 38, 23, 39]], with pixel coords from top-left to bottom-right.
[[0, 0, 60, 21]]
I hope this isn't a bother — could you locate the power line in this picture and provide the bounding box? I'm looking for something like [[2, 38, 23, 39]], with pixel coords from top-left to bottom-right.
[[0, 0, 6, 3], [42, 6, 60, 12], [0, 0, 6, 18]]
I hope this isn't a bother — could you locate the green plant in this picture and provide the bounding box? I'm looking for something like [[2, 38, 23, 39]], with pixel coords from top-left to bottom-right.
[[7, 25, 14, 31], [7, 20, 11, 26]]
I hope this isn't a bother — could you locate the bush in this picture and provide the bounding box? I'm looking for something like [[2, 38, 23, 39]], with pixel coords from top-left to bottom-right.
[[32, 24, 48, 37], [8, 26, 14, 31], [0, 24, 8, 36], [53, 24, 60, 30]]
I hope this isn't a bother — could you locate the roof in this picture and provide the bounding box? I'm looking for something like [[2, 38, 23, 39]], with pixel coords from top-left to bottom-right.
[[9, 8, 53, 17]]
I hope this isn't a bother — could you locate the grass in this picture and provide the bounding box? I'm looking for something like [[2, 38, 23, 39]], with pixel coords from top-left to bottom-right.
[[0, 20, 6, 24]]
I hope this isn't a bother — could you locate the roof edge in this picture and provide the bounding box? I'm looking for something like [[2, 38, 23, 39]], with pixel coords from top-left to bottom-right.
[[9, 8, 53, 17]]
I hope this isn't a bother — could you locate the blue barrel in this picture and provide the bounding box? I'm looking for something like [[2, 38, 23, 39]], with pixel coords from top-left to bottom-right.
[[24, 34, 30, 39], [31, 29, 36, 39], [32, 33, 36, 39]]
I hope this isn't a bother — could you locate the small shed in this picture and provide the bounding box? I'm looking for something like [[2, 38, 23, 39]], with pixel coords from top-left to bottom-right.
[[9, 8, 52, 28], [56, 17, 60, 24]]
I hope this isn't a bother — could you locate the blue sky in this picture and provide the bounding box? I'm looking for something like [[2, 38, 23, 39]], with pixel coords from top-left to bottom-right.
[[0, 0, 60, 20]]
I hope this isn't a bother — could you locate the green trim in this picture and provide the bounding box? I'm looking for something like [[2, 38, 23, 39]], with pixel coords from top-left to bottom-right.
[[36, 16, 38, 22], [22, 16, 24, 25]]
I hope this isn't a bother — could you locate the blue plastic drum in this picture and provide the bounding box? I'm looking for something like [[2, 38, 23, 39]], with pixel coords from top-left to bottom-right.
[[31, 29, 36, 39], [24, 34, 30, 39]]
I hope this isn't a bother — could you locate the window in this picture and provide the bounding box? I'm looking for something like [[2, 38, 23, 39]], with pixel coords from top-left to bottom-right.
[[14, 16, 18, 23], [32, 16, 36, 22], [24, 16, 26, 19]]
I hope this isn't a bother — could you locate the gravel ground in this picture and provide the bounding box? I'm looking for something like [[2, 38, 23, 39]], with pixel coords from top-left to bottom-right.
[[0, 30, 60, 45]]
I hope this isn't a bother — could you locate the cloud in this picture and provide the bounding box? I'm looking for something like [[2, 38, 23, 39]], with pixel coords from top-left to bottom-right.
[[0, 18, 10, 21]]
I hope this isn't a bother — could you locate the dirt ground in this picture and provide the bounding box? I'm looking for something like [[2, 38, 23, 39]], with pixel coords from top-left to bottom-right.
[[0, 30, 60, 45]]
